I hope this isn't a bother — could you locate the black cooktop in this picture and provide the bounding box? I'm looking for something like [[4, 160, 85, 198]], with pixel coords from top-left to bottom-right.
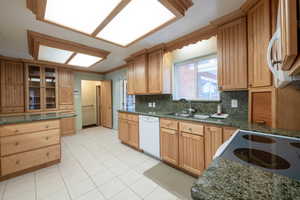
[[220, 130, 300, 181]]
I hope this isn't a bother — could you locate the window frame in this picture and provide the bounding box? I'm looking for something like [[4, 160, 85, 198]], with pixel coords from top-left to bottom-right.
[[172, 53, 220, 102]]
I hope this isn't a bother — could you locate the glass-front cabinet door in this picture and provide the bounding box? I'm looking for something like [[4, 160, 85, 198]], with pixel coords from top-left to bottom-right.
[[26, 64, 58, 112], [27, 65, 42, 112], [44, 67, 58, 110]]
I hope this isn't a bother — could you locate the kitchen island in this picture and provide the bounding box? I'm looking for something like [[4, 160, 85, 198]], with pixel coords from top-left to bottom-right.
[[0, 112, 76, 180], [191, 158, 300, 200]]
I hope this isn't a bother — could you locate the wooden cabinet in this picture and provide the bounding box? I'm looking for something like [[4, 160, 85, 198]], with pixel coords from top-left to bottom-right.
[[0, 60, 24, 113], [223, 127, 237, 142], [179, 132, 205, 176], [204, 126, 223, 168], [100, 80, 112, 128], [133, 54, 148, 94], [1, 145, 60, 176], [58, 68, 74, 111], [25, 64, 58, 112], [119, 119, 129, 142], [127, 50, 172, 95], [217, 18, 248, 90], [148, 50, 172, 94], [60, 117, 75, 136], [118, 113, 139, 149], [127, 120, 139, 149], [0, 120, 61, 177], [127, 62, 135, 95], [248, 0, 272, 88], [160, 127, 179, 166]]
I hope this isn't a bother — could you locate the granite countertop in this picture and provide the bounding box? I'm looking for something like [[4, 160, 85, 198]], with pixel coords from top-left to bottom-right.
[[191, 158, 300, 200], [118, 109, 300, 138], [0, 112, 76, 125]]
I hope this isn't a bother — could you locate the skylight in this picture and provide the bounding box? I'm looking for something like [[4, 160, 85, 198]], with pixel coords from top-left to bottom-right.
[[68, 53, 102, 67], [44, 0, 122, 34], [97, 0, 176, 46], [38, 45, 73, 64], [28, 0, 193, 47]]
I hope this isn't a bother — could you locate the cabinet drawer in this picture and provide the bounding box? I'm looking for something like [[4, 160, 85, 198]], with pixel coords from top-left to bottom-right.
[[179, 122, 204, 136], [1, 145, 60, 175], [118, 113, 128, 120], [0, 120, 60, 137], [1, 107, 24, 114], [127, 114, 138, 122], [1, 129, 60, 156], [59, 105, 74, 111], [160, 118, 178, 130]]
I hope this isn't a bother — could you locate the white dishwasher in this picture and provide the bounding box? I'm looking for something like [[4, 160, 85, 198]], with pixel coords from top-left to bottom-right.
[[139, 115, 160, 159]]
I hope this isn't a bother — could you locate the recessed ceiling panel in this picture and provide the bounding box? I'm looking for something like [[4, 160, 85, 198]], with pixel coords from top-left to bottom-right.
[[44, 0, 122, 34], [97, 0, 176, 46], [68, 53, 102, 67], [38, 45, 73, 64]]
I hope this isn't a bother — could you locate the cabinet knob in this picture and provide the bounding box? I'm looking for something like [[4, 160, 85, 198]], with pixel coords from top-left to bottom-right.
[[45, 137, 49, 140], [188, 128, 192, 131], [45, 125, 49, 128], [46, 152, 50, 157], [15, 129, 19, 133], [16, 160, 20, 165], [15, 142, 19, 146]]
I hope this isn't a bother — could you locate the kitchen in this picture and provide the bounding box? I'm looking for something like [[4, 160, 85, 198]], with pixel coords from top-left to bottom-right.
[[0, 0, 300, 200]]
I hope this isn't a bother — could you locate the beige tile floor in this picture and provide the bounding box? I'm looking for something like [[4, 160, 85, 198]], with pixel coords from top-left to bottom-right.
[[0, 127, 188, 200]]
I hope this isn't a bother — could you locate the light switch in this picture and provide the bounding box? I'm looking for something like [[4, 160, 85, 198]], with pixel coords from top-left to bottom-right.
[[231, 99, 238, 108], [148, 102, 153, 107]]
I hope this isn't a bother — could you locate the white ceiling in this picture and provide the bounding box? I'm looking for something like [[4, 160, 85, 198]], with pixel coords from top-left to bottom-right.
[[0, 0, 245, 72]]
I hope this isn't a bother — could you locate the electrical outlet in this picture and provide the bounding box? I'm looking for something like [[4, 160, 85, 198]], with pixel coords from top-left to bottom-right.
[[231, 99, 238, 108], [153, 102, 156, 108], [148, 102, 153, 107]]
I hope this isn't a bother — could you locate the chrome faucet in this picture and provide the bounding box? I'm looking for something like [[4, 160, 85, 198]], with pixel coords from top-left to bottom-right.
[[179, 98, 196, 116]]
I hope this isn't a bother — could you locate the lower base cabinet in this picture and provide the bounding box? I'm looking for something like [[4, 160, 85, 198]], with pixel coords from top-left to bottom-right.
[[61, 117, 75, 136], [160, 128, 179, 166], [118, 113, 139, 149], [179, 132, 205, 175], [204, 126, 223, 168]]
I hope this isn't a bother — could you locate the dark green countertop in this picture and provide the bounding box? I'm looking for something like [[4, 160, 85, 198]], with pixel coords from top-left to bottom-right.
[[118, 109, 300, 138], [191, 158, 300, 200], [0, 112, 76, 125]]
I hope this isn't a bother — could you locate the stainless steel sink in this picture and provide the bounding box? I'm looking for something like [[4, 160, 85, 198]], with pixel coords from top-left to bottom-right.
[[193, 114, 210, 119]]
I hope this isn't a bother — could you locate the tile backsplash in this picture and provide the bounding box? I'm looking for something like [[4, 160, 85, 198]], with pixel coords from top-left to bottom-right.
[[135, 91, 248, 119]]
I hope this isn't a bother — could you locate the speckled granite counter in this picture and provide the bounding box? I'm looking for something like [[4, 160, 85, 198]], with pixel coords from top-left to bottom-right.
[[191, 158, 300, 200], [0, 112, 76, 125], [118, 109, 300, 138]]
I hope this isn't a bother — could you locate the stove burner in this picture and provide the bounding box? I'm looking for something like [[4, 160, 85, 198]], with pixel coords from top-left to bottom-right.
[[242, 134, 276, 144], [290, 143, 300, 149], [234, 148, 290, 170]]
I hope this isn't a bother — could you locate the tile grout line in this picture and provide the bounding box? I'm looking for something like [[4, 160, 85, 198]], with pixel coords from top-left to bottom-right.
[[62, 140, 109, 200]]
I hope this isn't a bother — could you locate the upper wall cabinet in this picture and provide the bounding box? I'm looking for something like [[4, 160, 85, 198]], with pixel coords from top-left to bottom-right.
[[25, 64, 58, 112], [58, 68, 74, 111], [148, 50, 172, 94], [0, 60, 25, 113], [247, 0, 272, 88], [127, 49, 172, 95], [133, 54, 148, 94], [217, 17, 248, 91]]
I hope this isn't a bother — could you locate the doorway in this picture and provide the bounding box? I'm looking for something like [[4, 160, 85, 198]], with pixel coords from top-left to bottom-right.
[[81, 80, 101, 128]]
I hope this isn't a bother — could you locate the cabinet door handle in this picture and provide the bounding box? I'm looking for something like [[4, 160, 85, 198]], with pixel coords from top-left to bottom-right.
[[255, 120, 266, 125]]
